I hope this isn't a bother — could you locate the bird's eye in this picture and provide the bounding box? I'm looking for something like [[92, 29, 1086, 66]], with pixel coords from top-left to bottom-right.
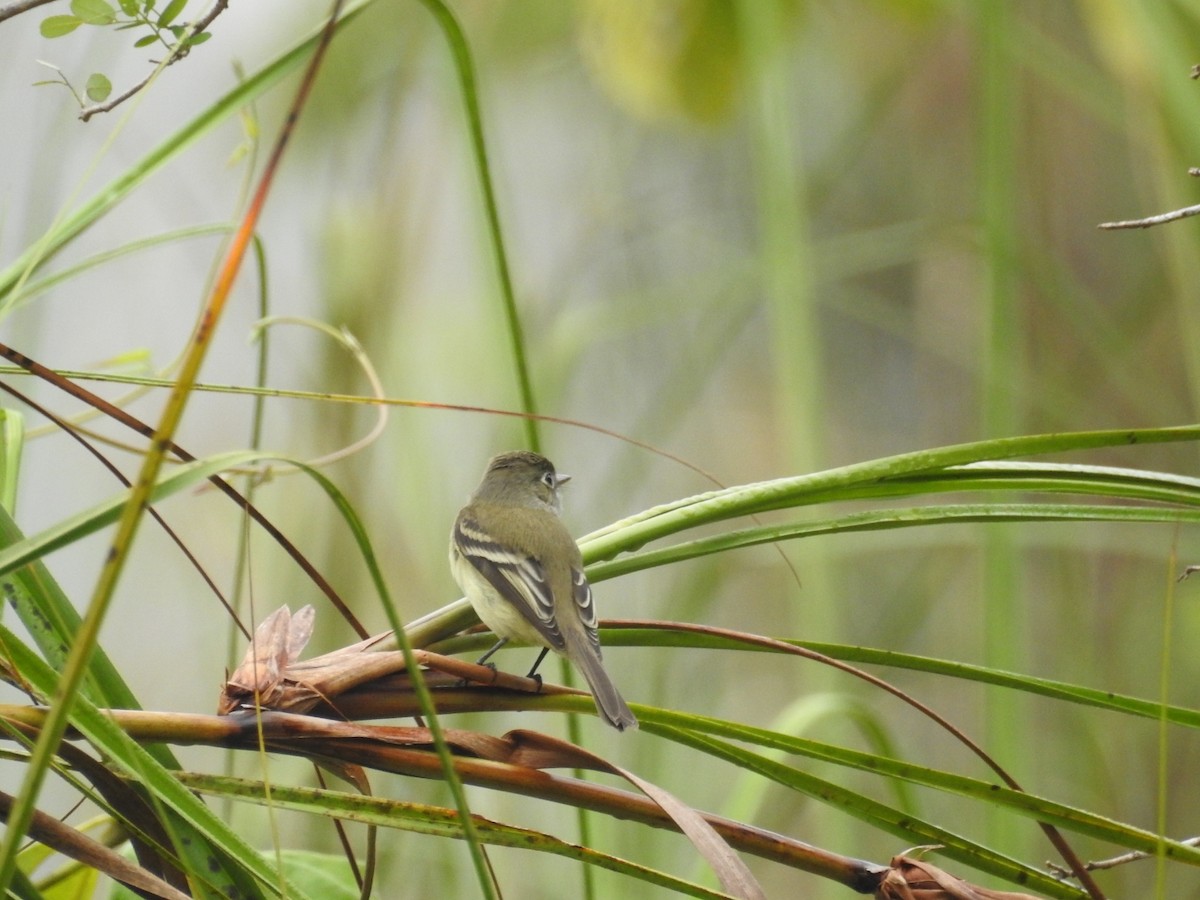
[[541, 471, 556, 489]]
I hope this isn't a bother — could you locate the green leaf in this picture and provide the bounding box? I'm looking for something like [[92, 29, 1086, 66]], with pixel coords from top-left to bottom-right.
[[133, 33, 156, 47], [70, 0, 116, 25], [0, 410, 23, 514], [37, 857, 99, 899], [189, 30, 211, 44], [117, 0, 138, 14], [85, 72, 112, 102], [156, 0, 186, 27], [40, 15, 83, 37], [178, 777, 735, 899], [261, 851, 359, 900]]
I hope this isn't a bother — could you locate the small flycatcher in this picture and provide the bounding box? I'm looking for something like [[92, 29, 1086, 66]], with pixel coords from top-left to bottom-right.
[[450, 450, 637, 731]]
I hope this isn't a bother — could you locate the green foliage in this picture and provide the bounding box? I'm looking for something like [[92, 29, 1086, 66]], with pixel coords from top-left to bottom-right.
[[72, 0, 117, 27], [37, 0, 211, 111], [39, 16, 83, 38], [40, 0, 210, 51], [84, 72, 111, 102], [155, 0, 187, 29]]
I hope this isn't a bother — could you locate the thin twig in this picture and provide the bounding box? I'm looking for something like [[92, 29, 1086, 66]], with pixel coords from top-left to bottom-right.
[[79, 69, 157, 123], [1100, 67, 1200, 230], [1048, 836, 1200, 878], [1098, 203, 1200, 230], [77, 0, 231, 121], [189, 0, 228, 33]]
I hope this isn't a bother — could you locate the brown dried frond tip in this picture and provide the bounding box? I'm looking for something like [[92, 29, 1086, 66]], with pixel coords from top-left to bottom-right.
[[219, 605, 421, 716], [875, 855, 1040, 899], [220, 605, 317, 713]]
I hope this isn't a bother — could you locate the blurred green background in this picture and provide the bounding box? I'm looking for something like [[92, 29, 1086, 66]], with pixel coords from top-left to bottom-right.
[[3, 1, 1200, 896]]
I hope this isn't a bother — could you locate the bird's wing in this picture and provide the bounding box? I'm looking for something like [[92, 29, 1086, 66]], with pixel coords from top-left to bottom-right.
[[454, 513, 565, 649], [569, 565, 602, 656]]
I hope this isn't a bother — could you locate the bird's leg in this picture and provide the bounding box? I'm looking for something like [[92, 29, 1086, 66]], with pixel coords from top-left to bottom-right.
[[475, 637, 509, 670], [457, 637, 509, 687], [525, 647, 550, 692]]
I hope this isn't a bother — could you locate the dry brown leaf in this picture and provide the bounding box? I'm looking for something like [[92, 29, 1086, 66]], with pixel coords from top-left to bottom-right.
[[220, 605, 315, 713], [495, 730, 766, 900], [218, 605, 555, 717], [876, 855, 1042, 899]]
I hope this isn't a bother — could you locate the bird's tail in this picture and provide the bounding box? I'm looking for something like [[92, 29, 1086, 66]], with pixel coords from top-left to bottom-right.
[[564, 630, 637, 731]]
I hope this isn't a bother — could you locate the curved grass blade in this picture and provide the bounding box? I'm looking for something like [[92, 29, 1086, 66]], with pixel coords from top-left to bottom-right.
[[415, 0, 539, 450], [179, 773, 743, 900], [663, 711, 1200, 867], [581, 426, 1200, 561], [586, 502, 1200, 580], [594, 626, 1200, 730]]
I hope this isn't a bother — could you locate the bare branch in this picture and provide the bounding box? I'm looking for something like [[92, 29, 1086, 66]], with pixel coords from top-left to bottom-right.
[[191, 0, 228, 34], [1048, 836, 1200, 878], [1098, 203, 1200, 230], [1099, 68, 1200, 230], [0, 0, 56, 25], [1100, 66, 1200, 231]]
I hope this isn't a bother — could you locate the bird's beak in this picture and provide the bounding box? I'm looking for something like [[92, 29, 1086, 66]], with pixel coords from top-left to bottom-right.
[[556, 473, 571, 487]]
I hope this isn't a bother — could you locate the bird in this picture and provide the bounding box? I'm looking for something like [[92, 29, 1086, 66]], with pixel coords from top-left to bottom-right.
[[449, 450, 637, 731]]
